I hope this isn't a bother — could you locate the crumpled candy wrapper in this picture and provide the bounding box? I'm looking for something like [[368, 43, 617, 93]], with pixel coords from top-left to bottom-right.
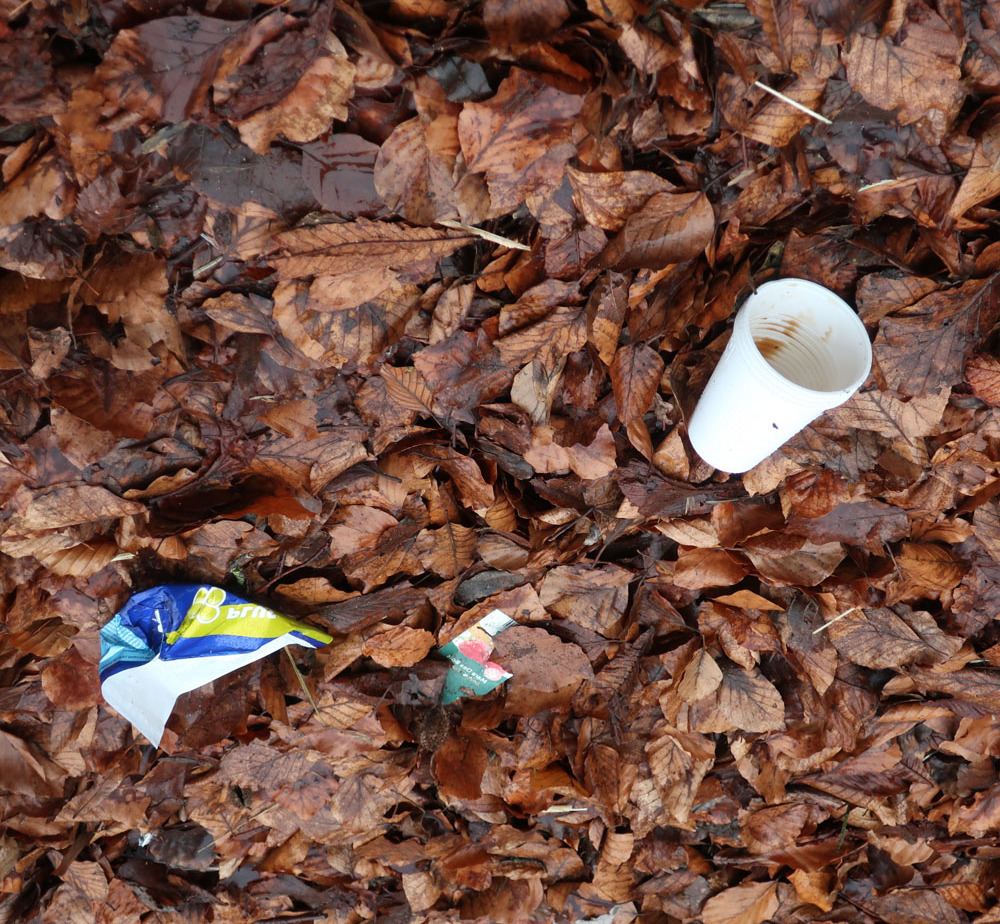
[[99, 584, 332, 746]]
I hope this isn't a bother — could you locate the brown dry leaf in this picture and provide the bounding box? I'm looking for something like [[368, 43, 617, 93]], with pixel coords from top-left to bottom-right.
[[888, 542, 967, 600], [786, 500, 909, 554], [673, 547, 750, 590], [236, 35, 355, 154], [743, 537, 845, 587], [328, 506, 398, 558], [618, 21, 680, 75], [825, 605, 959, 669], [374, 112, 461, 225], [789, 869, 834, 912], [484, 0, 571, 46], [874, 278, 1000, 396], [0, 728, 63, 797], [497, 305, 588, 368], [258, 398, 320, 440], [568, 167, 675, 231], [458, 68, 584, 215], [861, 889, 965, 924], [250, 430, 369, 495], [0, 150, 76, 226], [15, 485, 144, 532], [565, 423, 618, 480], [415, 523, 477, 578], [42, 646, 100, 709], [361, 625, 436, 668], [713, 590, 784, 611], [511, 359, 564, 425], [693, 664, 785, 734], [973, 501, 1000, 563], [824, 388, 948, 442], [966, 353, 1000, 405], [737, 73, 828, 147], [403, 444, 495, 514], [611, 343, 664, 458], [701, 881, 780, 924], [949, 122, 1000, 220], [35, 540, 119, 577], [379, 366, 442, 421], [27, 327, 73, 380], [676, 648, 723, 704], [844, 6, 964, 141], [270, 220, 473, 311], [493, 626, 595, 714], [539, 562, 631, 637], [601, 191, 714, 270]]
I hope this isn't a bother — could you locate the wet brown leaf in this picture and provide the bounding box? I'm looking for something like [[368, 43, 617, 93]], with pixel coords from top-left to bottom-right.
[[15, 485, 144, 532], [568, 167, 675, 231], [701, 881, 779, 924], [362, 625, 436, 668], [484, 0, 571, 46], [270, 220, 474, 311], [844, 6, 964, 141], [458, 68, 584, 215], [825, 605, 960, 669], [601, 191, 714, 270], [539, 563, 631, 637], [693, 663, 785, 734]]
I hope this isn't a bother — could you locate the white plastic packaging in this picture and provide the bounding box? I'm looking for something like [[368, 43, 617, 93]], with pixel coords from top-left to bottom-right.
[[687, 278, 872, 473]]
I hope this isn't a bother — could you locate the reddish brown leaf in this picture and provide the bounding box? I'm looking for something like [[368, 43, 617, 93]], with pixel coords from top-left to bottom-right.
[[966, 353, 1000, 405], [270, 220, 473, 311], [539, 563, 631, 637], [483, 0, 571, 46], [362, 625, 436, 668], [693, 664, 785, 734], [844, 7, 964, 141], [701, 881, 780, 924], [568, 167, 675, 231], [492, 626, 595, 714], [458, 68, 584, 215], [601, 191, 714, 270], [15, 485, 144, 532]]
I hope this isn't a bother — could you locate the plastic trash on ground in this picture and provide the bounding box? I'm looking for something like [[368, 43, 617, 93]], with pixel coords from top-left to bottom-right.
[[687, 278, 872, 473], [439, 608, 515, 704], [99, 584, 332, 746]]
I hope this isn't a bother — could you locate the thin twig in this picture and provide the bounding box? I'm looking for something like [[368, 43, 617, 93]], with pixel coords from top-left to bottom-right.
[[813, 606, 859, 634], [753, 80, 833, 124], [6, 0, 32, 19], [192, 254, 225, 277], [283, 648, 328, 726], [438, 219, 531, 251]]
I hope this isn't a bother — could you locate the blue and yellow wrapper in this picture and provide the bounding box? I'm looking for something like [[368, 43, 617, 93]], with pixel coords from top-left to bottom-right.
[[100, 584, 331, 746]]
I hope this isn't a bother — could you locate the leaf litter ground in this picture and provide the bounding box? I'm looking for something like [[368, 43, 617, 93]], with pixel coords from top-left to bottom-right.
[[3, 0, 1000, 922]]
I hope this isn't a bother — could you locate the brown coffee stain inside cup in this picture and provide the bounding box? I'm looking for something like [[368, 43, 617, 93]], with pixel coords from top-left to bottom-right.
[[753, 315, 803, 360]]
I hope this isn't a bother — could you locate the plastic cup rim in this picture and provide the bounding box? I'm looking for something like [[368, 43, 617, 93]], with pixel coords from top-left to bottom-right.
[[733, 278, 872, 401]]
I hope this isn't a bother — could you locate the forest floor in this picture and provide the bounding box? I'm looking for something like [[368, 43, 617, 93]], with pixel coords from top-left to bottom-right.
[[4, 0, 1000, 922]]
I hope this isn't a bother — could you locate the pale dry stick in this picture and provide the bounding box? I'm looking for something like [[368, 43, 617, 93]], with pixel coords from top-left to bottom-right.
[[283, 647, 329, 726], [438, 219, 531, 251], [6, 0, 32, 20], [813, 605, 859, 634], [752, 80, 833, 125]]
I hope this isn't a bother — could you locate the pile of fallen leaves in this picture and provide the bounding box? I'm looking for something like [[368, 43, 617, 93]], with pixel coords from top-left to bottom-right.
[[4, 0, 1000, 920]]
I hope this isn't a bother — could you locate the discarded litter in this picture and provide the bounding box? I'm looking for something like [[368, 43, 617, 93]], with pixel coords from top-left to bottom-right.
[[99, 584, 332, 747], [439, 608, 515, 704], [687, 278, 872, 473]]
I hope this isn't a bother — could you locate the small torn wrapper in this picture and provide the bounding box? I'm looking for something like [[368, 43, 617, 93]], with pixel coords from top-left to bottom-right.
[[99, 584, 331, 746], [439, 608, 515, 704]]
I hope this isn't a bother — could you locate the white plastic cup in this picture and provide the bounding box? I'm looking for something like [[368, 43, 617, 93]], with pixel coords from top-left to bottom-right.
[[687, 278, 872, 473]]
